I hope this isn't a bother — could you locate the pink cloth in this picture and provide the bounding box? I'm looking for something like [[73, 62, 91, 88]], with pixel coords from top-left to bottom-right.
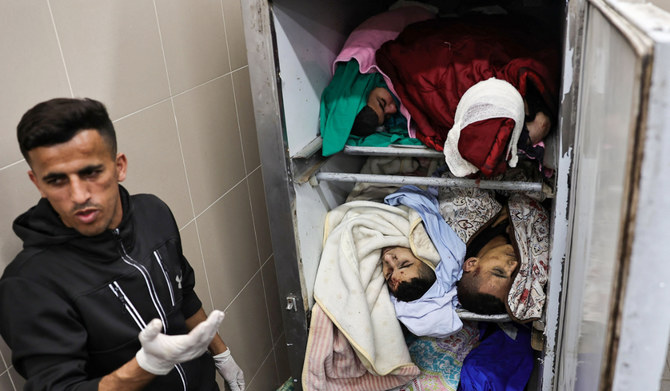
[[302, 304, 420, 390], [333, 6, 436, 138]]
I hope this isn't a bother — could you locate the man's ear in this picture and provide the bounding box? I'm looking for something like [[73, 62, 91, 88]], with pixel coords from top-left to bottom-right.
[[115, 153, 128, 182], [28, 170, 47, 198], [463, 257, 478, 272]]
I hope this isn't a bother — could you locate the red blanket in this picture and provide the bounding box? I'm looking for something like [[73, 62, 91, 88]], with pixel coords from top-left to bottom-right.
[[376, 15, 560, 167]]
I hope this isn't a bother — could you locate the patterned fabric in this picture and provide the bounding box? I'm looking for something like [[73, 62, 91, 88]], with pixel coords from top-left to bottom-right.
[[436, 170, 550, 322], [507, 193, 550, 321], [437, 185, 501, 245], [396, 321, 480, 391]]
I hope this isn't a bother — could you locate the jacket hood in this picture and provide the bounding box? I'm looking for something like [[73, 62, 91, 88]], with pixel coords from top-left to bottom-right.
[[13, 185, 135, 261]]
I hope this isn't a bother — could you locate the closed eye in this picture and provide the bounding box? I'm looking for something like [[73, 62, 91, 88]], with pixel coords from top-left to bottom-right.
[[378, 97, 386, 111]]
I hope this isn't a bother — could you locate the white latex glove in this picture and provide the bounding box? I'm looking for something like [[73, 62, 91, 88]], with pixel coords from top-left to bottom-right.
[[136, 310, 225, 375], [213, 349, 245, 391]]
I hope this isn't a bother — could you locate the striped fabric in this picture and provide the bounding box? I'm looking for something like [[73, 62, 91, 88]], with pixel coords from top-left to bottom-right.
[[302, 304, 420, 390]]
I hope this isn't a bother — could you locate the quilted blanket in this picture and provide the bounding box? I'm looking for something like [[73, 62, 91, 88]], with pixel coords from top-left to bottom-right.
[[395, 321, 480, 391]]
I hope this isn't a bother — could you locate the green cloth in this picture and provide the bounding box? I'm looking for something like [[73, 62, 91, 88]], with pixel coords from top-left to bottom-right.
[[346, 130, 424, 147], [320, 60, 422, 156]]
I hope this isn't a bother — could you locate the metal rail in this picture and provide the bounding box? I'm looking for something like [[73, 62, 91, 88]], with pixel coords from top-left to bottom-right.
[[343, 145, 444, 158], [314, 172, 546, 193]]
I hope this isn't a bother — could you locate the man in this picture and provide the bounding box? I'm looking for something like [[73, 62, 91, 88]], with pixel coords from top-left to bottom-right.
[[382, 208, 517, 317], [0, 98, 245, 390]]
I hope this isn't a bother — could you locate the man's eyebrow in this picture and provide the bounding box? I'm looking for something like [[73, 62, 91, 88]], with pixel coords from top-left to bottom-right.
[[41, 164, 104, 182], [490, 270, 509, 279], [42, 172, 66, 182], [77, 164, 105, 174]]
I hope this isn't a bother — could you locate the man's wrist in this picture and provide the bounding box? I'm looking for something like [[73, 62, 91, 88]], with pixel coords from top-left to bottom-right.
[[98, 357, 156, 391]]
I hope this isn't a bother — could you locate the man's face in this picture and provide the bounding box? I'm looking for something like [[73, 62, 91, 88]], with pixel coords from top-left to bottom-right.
[[27, 129, 127, 237], [367, 87, 398, 125], [382, 247, 425, 294], [461, 243, 518, 302]]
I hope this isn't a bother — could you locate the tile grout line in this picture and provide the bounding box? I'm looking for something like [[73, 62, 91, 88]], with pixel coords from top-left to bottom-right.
[[179, 166, 262, 230], [245, 341, 279, 390], [221, 265, 263, 314], [111, 96, 173, 123], [0, 160, 26, 173], [219, 0, 234, 77], [151, 0, 216, 312], [244, 176, 278, 353], [45, 0, 74, 98], [220, 0, 248, 177], [109, 63, 248, 124], [1, 366, 18, 391]]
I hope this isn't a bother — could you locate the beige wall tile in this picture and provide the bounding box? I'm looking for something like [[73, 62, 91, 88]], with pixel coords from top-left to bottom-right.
[[262, 257, 283, 342], [0, 336, 8, 372], [179, 222, 213, 314], [173, 75, 245, 215], [274, 333, 292, 384], [7, 366, 24, 391], [114, 101, 193, 227], [154, 0, 231, 95], [217, 273, 273, 385], [232, 67, 261, 172], [0, 3, 72, 168], [245, 351, 280, 391], [247, 169, 273, 262], [0, 163, 42, 271], [0, 371, 14, 391], [222, 0, 248, 70], [196, 181, 260, 310], [50, 0, 170, 120]]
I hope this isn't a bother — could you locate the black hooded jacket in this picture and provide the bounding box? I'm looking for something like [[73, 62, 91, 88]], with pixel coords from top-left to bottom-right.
[[0, 186, 217, 390]]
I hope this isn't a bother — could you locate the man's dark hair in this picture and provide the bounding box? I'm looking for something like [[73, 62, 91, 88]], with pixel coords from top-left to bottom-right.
[[17, 98, 116, 163], [393, 262, 437, 302], [351, 105, 380, 137], [456, 277, 507, 315]]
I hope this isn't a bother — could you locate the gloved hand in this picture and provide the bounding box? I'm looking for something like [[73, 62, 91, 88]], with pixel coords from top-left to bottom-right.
[[213, 349, 245, 391], [136, 310, 225, 375]]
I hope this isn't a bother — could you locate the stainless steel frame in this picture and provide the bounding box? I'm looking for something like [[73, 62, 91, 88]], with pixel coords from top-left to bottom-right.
[[240, 1, 309, 386]]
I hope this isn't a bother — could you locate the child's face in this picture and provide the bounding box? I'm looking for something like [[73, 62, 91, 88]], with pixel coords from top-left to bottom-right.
[[382, 247, 423, 294]]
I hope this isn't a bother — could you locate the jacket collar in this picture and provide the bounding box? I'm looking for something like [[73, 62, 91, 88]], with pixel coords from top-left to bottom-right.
[[14, 184, 135, 263]]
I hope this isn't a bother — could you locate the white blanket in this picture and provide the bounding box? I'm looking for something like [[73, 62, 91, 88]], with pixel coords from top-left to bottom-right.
[[313, 200, 435, 375]]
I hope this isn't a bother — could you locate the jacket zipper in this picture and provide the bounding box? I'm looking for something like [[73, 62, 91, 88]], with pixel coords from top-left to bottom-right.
[[109, 280, 187, 391], [109, 281, 147, 329], [112, 228, 168, 331], [153, 250, 175, 306], [175, 363, 187, 390]]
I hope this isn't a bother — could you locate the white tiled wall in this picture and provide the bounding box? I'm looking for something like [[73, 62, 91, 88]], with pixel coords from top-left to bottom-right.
[[0, 1, 289, 390]]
